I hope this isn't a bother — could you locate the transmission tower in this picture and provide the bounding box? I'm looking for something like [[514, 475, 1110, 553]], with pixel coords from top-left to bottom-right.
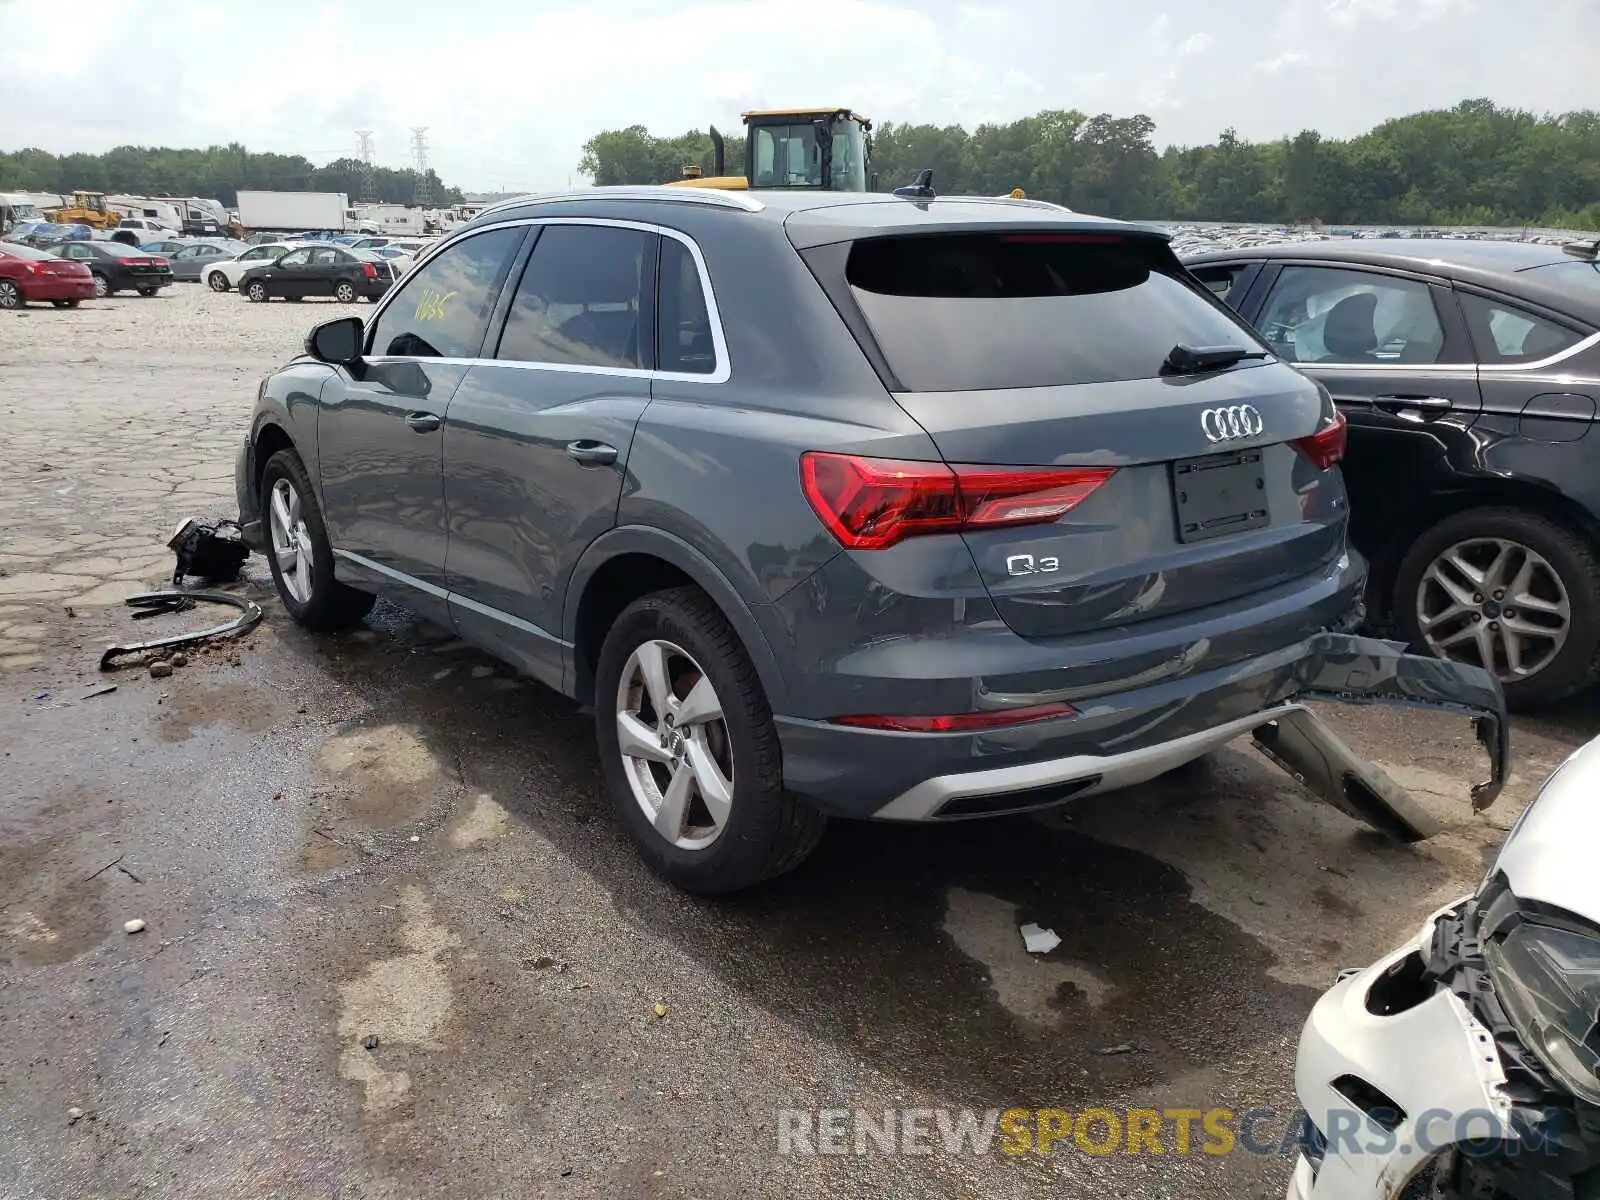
[[354, 129, 377, 203], [410, 126, 433, 207]]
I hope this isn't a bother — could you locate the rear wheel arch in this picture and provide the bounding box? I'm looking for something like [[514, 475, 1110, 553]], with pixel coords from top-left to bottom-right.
[[565, 529, 790, 712], [1365, 478, 1600, 622]]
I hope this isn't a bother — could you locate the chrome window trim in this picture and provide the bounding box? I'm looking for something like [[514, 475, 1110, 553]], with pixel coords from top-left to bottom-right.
[[332, 549, 571, 646], [364, 216, 732, 385], [1296, 330, 1600, 375]]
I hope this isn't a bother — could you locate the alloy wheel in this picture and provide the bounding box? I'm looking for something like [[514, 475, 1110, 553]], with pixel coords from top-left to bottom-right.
[[335, 282, 355, 303], [268, 477, 314, 604], [208, 272, 228, 291], [1415, 536, 1570, 682], [614, 639, 734, 851], [0, 281, 18, 309], [92, 274, 108, 298]]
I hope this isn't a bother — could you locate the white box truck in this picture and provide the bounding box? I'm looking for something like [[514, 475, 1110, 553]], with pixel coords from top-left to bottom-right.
[[350, 204, 428, 235], [236, 190, 350, 233]]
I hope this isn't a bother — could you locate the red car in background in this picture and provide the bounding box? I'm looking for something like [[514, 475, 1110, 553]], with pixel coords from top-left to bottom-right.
[[0, 243, 96, 309]]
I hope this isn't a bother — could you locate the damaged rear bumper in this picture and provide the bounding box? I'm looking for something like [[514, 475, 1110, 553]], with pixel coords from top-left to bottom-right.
[[792, 632, 1507, 835]]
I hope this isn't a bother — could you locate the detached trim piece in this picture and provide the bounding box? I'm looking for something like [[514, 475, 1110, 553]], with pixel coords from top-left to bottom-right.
[[100, 590, 264, 670]]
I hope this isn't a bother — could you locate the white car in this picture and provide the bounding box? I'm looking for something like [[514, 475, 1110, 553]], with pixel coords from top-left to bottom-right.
[[1289, 736, 1600, 1199], [204, 242, 300, 292]]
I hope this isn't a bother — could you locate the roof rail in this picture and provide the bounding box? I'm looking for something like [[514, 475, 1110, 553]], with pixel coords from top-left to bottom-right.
[[475, 186, 764, 221]]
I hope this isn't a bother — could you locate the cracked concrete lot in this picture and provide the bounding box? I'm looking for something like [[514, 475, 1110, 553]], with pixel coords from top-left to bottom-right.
[[2, 284, 1597, 1198]]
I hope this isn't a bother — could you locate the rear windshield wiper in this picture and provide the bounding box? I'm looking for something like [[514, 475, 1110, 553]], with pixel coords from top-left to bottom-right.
[[1162, 343, 1270, 375]]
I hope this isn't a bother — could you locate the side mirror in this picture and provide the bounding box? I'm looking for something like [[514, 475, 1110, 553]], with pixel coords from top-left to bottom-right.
[[306, 316, 364, 365]]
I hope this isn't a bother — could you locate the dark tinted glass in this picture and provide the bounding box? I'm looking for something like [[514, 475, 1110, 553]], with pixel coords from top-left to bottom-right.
[[846, 233, 1252, 391], [497, 225, 650, 369], [1459, 293, 1581, 363], [367, 227, 522, 359], [657, 238, 715, 374]]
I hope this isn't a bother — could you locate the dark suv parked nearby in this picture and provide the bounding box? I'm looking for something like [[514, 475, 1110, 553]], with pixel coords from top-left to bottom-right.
[[236, 187, 1508, 893], [1186, 239, 1600, 707]]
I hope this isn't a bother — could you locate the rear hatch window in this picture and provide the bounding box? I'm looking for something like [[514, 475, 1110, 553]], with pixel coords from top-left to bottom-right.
[[843, 232, 1258, 391]]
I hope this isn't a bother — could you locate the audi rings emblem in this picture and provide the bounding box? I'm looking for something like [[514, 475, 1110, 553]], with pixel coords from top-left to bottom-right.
[[1200, 405, 1264, 443]]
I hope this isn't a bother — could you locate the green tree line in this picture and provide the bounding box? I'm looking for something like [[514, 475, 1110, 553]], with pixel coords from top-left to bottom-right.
[[580, 99, 1600, 229], [0, 142, 463, 207]]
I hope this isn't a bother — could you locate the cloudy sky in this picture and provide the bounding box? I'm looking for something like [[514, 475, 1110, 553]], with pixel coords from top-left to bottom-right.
[[1, 0, 1593, 192]]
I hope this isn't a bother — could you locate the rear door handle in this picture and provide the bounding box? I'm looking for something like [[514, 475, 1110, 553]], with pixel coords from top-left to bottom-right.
[[1373, 395, 1453, 412], [405, 412, 442, 433], [566, 440, 618, 466]]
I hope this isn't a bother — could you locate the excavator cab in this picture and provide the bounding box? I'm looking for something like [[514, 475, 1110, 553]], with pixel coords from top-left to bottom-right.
[[670, 108, 873, 192]]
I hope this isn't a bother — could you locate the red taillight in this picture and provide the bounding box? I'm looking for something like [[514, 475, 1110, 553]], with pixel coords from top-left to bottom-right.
[[361, 262, 376, 279], [1291, 410, 1347, 470], [799, 452, 1114, 550], [830, 702, 1076, 732]]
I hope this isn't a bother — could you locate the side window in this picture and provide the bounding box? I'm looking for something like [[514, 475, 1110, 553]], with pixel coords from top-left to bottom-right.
[[311, 248, 338, 266], [1188, 263, 1250, 307], [496, 225, 652, 369], [65, 245, 92, 260], [657, 237, 716, 375], [1458, 293, 1581, 364], [278, 249, 311, 267], [367, 226, 523, 359], [1255, 265, 1447, 365]]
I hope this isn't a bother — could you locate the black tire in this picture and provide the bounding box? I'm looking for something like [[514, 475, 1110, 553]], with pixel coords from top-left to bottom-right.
[[207, 271, 229, 292], [91, 272, 110, 298], [259, 449, 376, 631], [245, 279, 269, 302], [137, 287, 158, 297], [594, 587, 824, 894], [1394, 507, 1600, 709], [0, 279, 21, 309], [333, 280, 356, 303]]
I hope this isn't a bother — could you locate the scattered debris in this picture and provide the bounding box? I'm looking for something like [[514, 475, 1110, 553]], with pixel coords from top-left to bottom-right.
[[470, 665, 494, 679], [81, 683, 117, 700], [157, 1031, 170, 1047], [100, 590, 263, 671], [171, 652, 188, 668], [1095, 1043, 1141, 1056], [116, 862, 143, 884], [431, 668, 454, 681], [361, 1034, 379, 1050], [149, 660, 173, 679], [525, 954, 557, 970], [408, 835, 420, 843], [86, 854, 125, 881], [66, 1107, 83, 1125], [64, 606, 76, 619], [653, 1003, 668, 1019], [311, 828, 345, 847], [1019, 923, 1061, 955], [123, 919, 146, 934]]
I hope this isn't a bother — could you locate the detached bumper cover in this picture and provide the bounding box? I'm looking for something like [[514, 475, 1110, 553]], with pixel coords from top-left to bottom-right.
[[792, 631, 1508, 831]]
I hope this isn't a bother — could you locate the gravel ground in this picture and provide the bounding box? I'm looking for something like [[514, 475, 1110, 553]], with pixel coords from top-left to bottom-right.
[[1, 282, 1595, 1199]]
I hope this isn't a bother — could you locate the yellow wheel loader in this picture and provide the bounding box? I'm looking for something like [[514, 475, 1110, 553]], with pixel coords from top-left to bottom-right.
[[668, 108, 874, 192]]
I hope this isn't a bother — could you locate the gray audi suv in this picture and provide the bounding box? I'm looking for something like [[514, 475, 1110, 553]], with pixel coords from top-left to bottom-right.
[[236, 185, 1509, 893]]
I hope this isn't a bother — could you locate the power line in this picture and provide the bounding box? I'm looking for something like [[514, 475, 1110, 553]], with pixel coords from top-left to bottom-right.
[[410, 127, 433, 207], [355, 130, 377, 203]]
